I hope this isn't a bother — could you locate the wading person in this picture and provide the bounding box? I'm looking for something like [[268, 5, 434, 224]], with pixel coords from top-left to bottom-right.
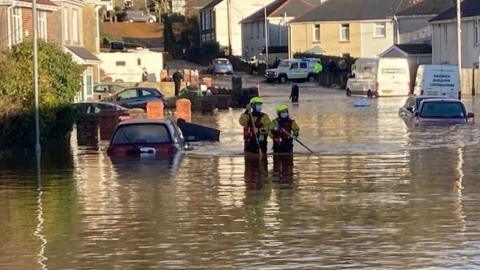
[[269, 104, 299, 153], [239, 97, 271, 154], [289, 84, 299, 103], [172, 70, 184, 96]]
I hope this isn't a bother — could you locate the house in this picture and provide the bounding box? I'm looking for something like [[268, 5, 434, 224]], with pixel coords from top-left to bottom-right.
[[240, 0, 314, 63], [394, 0, 452, 45], [185, 0, 212, 16], [52, 0, 101, 101], [287, 0, 414, 58], [430, 0, 480, 69], [199, 0, 275, 56], [0, 0, 60, 50]]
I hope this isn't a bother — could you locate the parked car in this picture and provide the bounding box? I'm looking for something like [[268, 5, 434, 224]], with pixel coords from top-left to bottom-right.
[[398, 96, 438, 118], [106, 87, 167, 110], [413, 64, 460, 99], [93, 84, 125, 100], [209, 58, 233, 75], [124, 10, 156, 23], [107, 119, 187, 157], [265, 58, 320, 83], [73, 101, 128, 113], [414, 98, 474, 124], [346, 58, 410, 98]]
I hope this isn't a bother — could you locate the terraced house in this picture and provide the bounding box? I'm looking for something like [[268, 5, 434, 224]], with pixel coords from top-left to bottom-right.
[[0, 0, 60, 49], [287, 0, 415, 58]]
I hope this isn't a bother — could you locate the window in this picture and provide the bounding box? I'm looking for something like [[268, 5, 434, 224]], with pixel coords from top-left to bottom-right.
[[291, 63, 298, 69], [72, 9, 79, 43], [374, 22, 386, 38], [475, 20, 480, 45], [37, 11, 47, 39], [137, 58, 141, 66], [340, 24, 350, 41], [64, 9, 69, 41], [112, 124, 171, 144], [115, 61, 126, 66], [300, 62, 307, 68], [117, 89, 137, 100], [12, 8, 22, 44], [141, 89, 155, 97], [313, 24, 320, 41]]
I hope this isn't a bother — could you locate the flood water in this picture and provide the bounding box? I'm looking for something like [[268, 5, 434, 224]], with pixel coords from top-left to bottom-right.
[[2, 87, 480, 269]]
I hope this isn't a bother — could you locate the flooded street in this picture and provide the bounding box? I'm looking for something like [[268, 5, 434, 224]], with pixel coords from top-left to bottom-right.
[[2, 85, 480, 269]]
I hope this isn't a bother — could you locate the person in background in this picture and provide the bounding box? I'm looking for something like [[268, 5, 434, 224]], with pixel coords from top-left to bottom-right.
[[172, 70, 184, 96], [290, 84, 299, 103], [141, 68, 148, 82], [269, 104, 299, 153], [239, 97, 271, 154]]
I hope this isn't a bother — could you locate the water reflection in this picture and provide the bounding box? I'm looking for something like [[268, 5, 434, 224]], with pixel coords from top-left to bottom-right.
[[33, 152, 48, 270]]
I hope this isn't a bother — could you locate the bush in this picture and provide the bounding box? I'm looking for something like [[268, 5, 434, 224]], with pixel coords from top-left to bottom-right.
[[0, 40, 83, 151]]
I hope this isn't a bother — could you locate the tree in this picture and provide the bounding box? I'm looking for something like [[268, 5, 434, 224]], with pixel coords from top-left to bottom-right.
[[0, 40, 83, 150]]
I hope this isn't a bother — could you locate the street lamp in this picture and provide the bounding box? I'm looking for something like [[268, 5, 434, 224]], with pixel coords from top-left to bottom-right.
[[33, 0, 41, 154], [263, 5, 269, 67]]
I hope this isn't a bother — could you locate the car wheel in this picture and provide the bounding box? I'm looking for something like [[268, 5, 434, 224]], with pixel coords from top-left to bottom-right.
[[307, 74, 315, 82], [128, 19, 134, 23], [279, 75, 287, 84], [148, 18, 154, 23], [346, 89, 351, 97]]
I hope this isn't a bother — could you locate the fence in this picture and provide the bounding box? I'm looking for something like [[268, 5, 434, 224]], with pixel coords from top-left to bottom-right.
[[461, 68, 480, 96]]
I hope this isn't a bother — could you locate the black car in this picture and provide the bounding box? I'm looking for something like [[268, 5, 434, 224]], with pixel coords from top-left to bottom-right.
[[73, 101, 129, 114], [107, 87, 168, 110]]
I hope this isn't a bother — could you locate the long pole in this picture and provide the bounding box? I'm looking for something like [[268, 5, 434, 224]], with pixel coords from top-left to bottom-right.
[[456, 0, 462, 97], [264, 6, 268, 66], [33, 0, 41, 154], [227, 0, 232, 56]]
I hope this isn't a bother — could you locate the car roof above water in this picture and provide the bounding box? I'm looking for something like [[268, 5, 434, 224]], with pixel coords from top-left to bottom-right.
[[117, 119, 174, 126]]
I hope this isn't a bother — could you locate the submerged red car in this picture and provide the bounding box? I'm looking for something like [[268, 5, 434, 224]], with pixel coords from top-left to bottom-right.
[[415, 98, 474, 124], [107, 119, 187, 157]]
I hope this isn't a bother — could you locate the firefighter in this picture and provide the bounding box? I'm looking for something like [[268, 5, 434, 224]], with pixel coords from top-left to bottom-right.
[[239, 97, 271, 154], [269, 104, 300, 153]]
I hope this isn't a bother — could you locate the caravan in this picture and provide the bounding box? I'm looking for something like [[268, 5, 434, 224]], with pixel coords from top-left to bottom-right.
[[346, 58, 410, 97]]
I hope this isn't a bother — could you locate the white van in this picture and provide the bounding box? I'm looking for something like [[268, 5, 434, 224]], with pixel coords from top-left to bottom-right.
[[346, 58, 410, 97], [413, 65, 460, 99]]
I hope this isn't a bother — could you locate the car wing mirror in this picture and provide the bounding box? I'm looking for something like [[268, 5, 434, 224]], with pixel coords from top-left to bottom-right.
[[407, 107, 413, 112], [467, 112, 474, 118]]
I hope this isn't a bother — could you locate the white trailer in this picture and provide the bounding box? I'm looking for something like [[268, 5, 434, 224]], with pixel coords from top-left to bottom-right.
[[98, 49, 163, 83]]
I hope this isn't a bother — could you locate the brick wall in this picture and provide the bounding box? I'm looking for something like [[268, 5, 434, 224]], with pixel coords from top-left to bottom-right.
[[21, 8, 59, 44], [0, 7, 8, 50]]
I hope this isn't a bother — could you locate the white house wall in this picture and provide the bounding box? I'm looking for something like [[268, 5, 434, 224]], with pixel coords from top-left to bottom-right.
[[212, 0, 275, 56], [360, 21, 395, 57], [397, 16, 434, 44], [241, 16, 292, 60], [432, 19, 480, 68]]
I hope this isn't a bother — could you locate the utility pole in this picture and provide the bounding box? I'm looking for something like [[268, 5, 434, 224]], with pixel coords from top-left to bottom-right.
[[33, 0, 41, 154], [264, 5, 268, 66], [455, 0, 462, 95], [227, 0, 232, 56]]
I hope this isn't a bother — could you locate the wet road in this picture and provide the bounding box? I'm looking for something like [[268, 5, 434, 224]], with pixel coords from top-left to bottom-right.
[[2, 86, 480, 269]]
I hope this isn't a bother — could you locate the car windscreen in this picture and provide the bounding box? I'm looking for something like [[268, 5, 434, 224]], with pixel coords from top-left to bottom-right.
[[214, 59, 230, 65], [112, 124, 171, 144], [420, 102, 465, 118], [414, 97, 435, 110]]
